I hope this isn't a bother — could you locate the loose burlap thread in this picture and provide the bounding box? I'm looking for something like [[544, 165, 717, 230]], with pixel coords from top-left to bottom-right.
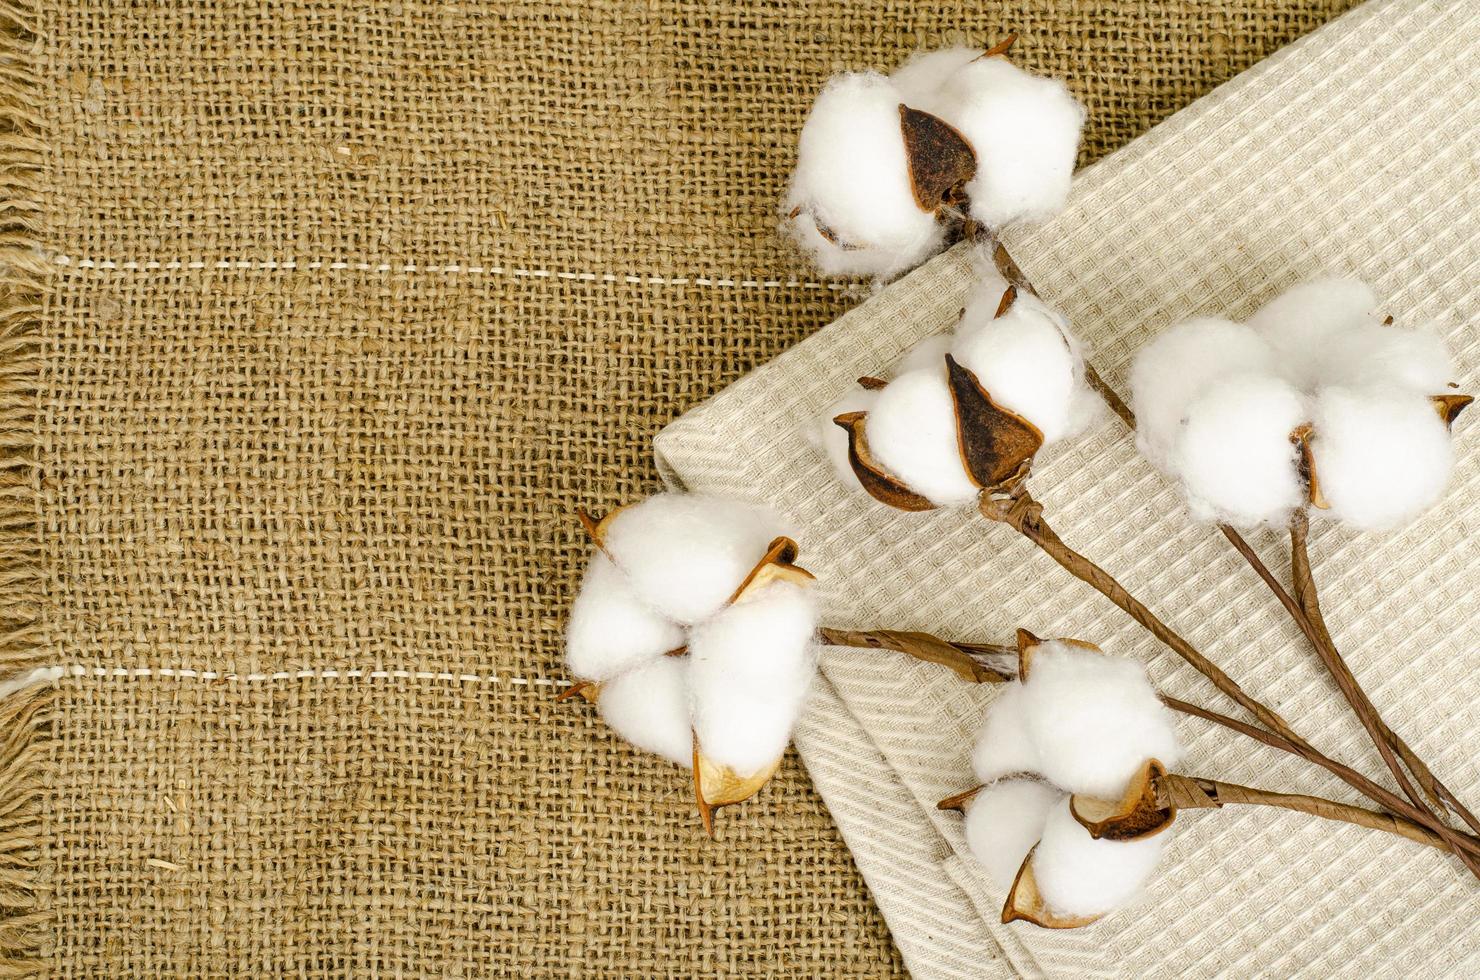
[[0, 1, 1361, 974]]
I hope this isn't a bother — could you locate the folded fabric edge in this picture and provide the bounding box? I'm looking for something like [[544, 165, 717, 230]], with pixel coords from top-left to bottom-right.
[[0, 2, 55, 972], [793, 675, 1020, 979]]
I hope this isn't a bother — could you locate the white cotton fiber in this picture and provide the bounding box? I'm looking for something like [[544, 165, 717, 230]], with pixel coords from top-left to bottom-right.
[[963, 779, 1062, 891], [1310, 386, 1454, 531], [687, 580, 819, 777], [1248, 277, 1378, 390], [971, 684, 1042, 783], [892, 333, 953, 377], [1032, 798, 1167, 917], [1171, 373, 1308, 527], [865, 368, 979, 506], [565, 553, 687, 681], [953, 289, 1082, 442], [926, 57, 1085, 229], [809, 387, 879, 493], [1129, 317, 1277, 472], [785, 71, 944, 278], [602, 493, 787, 625], [889, 46, 980, 112], [1318, 321, 1455, 392], [1019, 641, 1183, 799], [598, 657, 694, 767]]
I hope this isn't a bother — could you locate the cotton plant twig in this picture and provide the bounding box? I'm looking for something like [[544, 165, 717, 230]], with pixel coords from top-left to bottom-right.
[[819, 627, 1480, 860], [1289, 510, 1480, 836], [988, 238, 1480, 878]]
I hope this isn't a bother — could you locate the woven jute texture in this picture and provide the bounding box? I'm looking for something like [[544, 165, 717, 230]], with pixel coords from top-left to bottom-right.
[[656, 0, 1480, 975], [0, 0, 1359, 974]]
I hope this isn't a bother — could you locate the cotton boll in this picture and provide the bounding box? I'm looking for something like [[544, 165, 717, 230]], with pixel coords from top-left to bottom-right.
[[1129, 317, 1277, 472], [1310, 386, 1454, 531], [953, 291, 1082, 442], [565, 554, 687, 682], [892, 333, 953, 377], [971, 684, 1042, 783], [602, 493, 787, 625], [1248, 277, 1377, 390], [809, 388, 880, 493], [687, 581, 819, 777], [963, 779, 1062, 891], [1171, 373, 1308, 527], [1032, 798, 1167, 917], [866, 368, 980, 506], [1019, 642, 1183, 799], [786, 72, 945, 277], [889, 47, 980, 112], [1319, 321, 1455, 392], [927, 58, 1085, 228], [597, 657, 694, 767]]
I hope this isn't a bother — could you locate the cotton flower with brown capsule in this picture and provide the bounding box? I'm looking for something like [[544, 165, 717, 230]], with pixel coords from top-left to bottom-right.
[[1129, 277, 1472, 530], [940, 632, 1184, 928], [783, 36, 1085, 279], [560, 493, 819, 834], [810, 269, 1100, 509]]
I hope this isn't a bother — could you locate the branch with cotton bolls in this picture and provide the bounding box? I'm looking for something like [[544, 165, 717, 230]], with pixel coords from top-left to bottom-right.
[[556, 492, 820, 836], [909, 632, 1471, 928], [782, 35, 1085, 281]]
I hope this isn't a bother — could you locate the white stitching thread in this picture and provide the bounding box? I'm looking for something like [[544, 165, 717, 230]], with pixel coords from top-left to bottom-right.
[[50, 254, 860, 292], [59, 664, 564, 686]]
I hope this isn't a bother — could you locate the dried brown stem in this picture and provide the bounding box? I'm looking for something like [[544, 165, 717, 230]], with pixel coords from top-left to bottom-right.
[[821, 625, 1480, 858], [1160, 772, 1454, 852], [1290, 512, 1480, 839]]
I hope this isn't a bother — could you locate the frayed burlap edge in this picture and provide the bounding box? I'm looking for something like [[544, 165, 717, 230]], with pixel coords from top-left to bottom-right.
[[0, 0, 52, 974]]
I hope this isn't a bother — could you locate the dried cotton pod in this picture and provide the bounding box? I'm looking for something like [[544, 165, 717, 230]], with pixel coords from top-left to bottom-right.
[[561, 493, 820, 834], [784, 39, 1084, 280]]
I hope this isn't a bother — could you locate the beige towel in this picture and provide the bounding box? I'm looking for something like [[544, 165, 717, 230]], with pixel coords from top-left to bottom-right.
[[656, 0, 1480, 974]]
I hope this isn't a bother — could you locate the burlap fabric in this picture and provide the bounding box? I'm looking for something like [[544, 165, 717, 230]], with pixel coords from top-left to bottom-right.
[[0, 0, 1361, 974], [655, 0, 1480, 975]]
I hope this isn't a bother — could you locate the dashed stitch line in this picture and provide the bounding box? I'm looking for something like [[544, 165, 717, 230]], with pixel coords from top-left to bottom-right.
[[49, 254, 860, 292], [61, 664, 563, 686]]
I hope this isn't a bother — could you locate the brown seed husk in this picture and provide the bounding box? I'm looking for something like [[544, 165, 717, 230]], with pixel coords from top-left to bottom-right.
[[994, 285, 1018, 318], [937, 784, 986, 813], [1433, 393, 1473, 428], [857, 375, 889, 391], [946, 355, 1045, 491], [728, 536, 815, 604], [555, 680, 601, 704], [833, 411, 937, 511], [1001, 846, 1102, 929], [1291, 424, 1330, 510], [976, 33, 1019, 60], [1017, 630, 1102, 680], [575, 504, 631, 552], [898, 104, 978, 212], [1070, 758, 1177, 841], [692, 733, 783, 837]]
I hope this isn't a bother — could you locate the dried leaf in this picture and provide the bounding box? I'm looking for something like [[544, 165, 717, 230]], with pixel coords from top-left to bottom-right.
[[833, 411, 937, 511], [1001, 846, 1102, 929], [898, 104, 977, 212], [1433, 393, 1473, 429], [1291, 425, 1330, 510], [693, 733, 782, 837], [1070, 759, 1177, 841], [729, 536, 816, 604], [946, 355, 1044, 490], [857, 375, 889, 391], [877, 630, 1006, 683]]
